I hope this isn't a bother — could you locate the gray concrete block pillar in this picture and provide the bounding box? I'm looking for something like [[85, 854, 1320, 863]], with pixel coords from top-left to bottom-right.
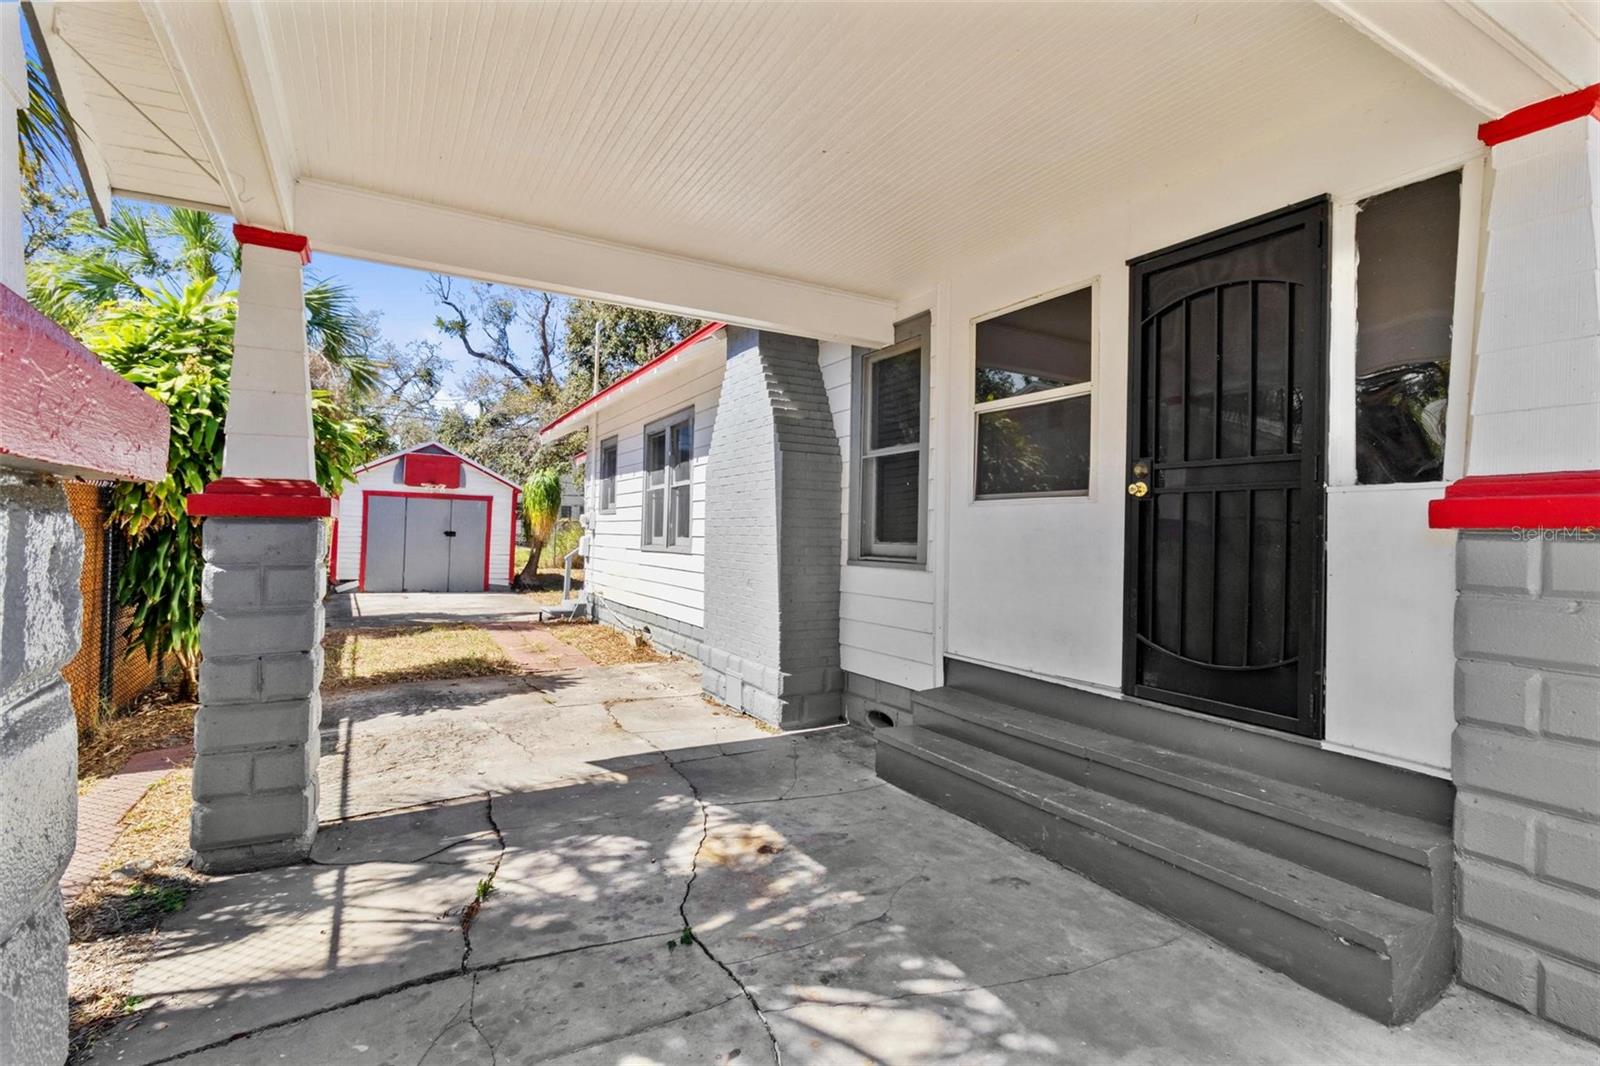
[[0, 475, 81, 1066], [190, 517, 326, 872], [702, 328, 844, 729], [1451, 530, 1600, 1040]]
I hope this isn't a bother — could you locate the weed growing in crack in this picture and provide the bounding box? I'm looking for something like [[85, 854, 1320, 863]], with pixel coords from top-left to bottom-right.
[[475, 878, 496, 902]]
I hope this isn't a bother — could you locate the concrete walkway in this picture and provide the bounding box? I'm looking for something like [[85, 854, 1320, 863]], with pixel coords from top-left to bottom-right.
[[63, 745, 193, 901], [326, 589, 548, 630], [86, 659, 1594, 1064]]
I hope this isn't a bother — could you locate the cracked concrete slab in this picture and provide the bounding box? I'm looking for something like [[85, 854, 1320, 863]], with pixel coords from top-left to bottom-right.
[[86, 862, 475, 1064], [84, 657, 1600, 1065], [310, 794, 502, 871], [467, 763, 704, 967]]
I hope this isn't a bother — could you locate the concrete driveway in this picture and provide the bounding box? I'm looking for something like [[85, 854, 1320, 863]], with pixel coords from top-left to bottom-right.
[[88, 657, 1593, 1064], [326, 590, 548, 630]]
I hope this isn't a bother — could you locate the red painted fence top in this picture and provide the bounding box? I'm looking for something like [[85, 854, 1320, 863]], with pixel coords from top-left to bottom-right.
[[0, 284, 168, 483]]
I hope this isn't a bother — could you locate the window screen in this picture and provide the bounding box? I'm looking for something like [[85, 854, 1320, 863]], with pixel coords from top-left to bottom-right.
[[859, 340, 924, 558], [974, 286, 1093, 496], [1354, 171, 1460, 484], [599, 438, 618, 512], [642, 411, 693, 550]]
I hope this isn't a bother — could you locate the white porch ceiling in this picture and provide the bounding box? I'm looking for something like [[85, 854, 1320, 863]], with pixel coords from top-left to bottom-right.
[[34, 0, 1533, 333]]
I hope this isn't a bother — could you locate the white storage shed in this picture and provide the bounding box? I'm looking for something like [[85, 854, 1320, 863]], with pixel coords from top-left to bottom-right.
[[333, 443, 521, 592]]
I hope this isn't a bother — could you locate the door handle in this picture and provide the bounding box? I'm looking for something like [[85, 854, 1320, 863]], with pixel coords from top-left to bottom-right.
[[443, 530, 457, 537], [1127, 481, 1150, 498]]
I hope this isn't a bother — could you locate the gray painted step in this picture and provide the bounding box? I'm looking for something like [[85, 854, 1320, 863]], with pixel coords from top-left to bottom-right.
[[944, 658, 1453, 824], [877, 724, 1453, 1024], [913, 686, 1451, 911]]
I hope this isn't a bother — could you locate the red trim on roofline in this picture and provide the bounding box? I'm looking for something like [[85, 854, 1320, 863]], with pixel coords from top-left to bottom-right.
[[1478, 84, 1600, 146], [540, 322, 725, 439], [354, 443, 519, 491], [1428, 471, 1600, 530]]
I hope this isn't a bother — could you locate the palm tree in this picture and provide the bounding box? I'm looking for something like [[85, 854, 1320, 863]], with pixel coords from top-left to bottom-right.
[[27, 205, 378, 395]]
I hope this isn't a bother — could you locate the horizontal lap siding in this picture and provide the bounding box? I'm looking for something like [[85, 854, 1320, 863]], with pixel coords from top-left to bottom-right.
[[820, 340, 938, 692], [335, 454, 516, 588], [589, 354, 723, 630]]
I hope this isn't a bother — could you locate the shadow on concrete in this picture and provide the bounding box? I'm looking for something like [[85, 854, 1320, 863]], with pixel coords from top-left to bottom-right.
[[87, 720, 1600, 1065]]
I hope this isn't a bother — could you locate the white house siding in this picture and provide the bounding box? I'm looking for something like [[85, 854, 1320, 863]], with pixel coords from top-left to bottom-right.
[[585, 343, 723, 631], [333, 453, 518, 589], [821, 337, 940, 694], [930, 67, 1486, 775]]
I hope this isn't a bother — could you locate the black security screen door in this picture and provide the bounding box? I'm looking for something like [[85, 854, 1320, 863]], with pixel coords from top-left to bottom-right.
[[1123, 199, 1328, 736]]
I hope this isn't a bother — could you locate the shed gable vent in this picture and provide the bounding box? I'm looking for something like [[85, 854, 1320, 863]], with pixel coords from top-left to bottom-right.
[[403, 453, 463, 487]]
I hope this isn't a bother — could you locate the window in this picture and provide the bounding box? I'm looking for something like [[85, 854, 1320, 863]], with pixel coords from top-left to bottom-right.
[[974, 285, 1093, 497], [642, 410, 693, 551], [1354, 170, 1460, 484], [598, 438, 617, 512], [851, 314, 929, 564]]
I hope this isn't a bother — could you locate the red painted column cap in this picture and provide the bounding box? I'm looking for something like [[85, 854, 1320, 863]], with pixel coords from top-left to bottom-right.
[[1428, 471, 1600, 531], [233, 224, 312, 266], [187, 477, 334, 518]]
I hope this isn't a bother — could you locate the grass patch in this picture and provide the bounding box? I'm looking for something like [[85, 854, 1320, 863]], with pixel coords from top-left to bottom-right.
[[322, 624, 522, 690], [548, 621, 666, 666], [68, 770, 202, 1063], [77, 691, 196, 791]]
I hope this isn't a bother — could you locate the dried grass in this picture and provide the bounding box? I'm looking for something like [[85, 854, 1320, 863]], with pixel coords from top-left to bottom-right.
[[77, 691, 195, 791], [66, 770, 202, 1064], [322, 624, 521, 690], [548, 621, 666, 666]]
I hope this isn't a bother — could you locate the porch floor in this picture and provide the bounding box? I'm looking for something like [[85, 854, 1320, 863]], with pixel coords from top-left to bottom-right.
[[87, 658, 1592, 1064]]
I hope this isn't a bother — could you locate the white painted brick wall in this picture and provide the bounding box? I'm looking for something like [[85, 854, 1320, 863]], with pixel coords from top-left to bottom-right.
[[1468, 118, 1600, 476]]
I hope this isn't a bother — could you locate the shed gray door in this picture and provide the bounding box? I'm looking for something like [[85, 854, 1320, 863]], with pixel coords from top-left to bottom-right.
[[445, 499, 488, 592], [362, 495, 489, 593], [363, 495, 408, 592], [402, 497, 453, 591]]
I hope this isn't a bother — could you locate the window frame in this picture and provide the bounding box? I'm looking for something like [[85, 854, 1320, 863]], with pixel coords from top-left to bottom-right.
[[598, 437, 618, 513], [640, 408, 694, 553], [849, 314, 930, 567], [970, 280, 1098, 502], [1327, 159, 1481, 489]]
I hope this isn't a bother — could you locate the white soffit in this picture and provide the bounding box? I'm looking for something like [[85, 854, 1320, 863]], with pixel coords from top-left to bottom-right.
[[34, 1, 227, 211], [44, 2, 1489, 306]]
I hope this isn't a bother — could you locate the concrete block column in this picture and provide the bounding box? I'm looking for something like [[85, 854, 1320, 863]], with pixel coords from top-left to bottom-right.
[[1431, 93, 1600, 1042], [187, 225, 331, 872], [702, 328, 844, 729], [191, 518, 326, 871], [1452, 532, 1600, 1039]]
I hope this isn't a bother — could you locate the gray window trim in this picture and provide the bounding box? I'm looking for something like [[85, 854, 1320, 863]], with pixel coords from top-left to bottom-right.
[[640, 407, 694, 554], [598, 436, 618, 513], [849, 312, 930, 568]]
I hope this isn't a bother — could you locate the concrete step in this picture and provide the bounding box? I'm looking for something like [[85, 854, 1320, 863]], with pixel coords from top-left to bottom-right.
[[944, 658, 1453, 825], [876, 724, 1453, 1024], [913, 686, 1450, 911]]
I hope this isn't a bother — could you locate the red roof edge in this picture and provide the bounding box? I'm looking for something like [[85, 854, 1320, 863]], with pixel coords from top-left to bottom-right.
[[540, 322, 725, 439]]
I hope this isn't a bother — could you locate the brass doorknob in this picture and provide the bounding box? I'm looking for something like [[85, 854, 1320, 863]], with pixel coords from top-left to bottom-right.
[[1127, 481, 1149, 498]]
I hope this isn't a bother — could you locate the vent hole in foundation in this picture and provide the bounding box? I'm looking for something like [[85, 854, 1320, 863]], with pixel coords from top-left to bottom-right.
[[866, 710, 895, 729]]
